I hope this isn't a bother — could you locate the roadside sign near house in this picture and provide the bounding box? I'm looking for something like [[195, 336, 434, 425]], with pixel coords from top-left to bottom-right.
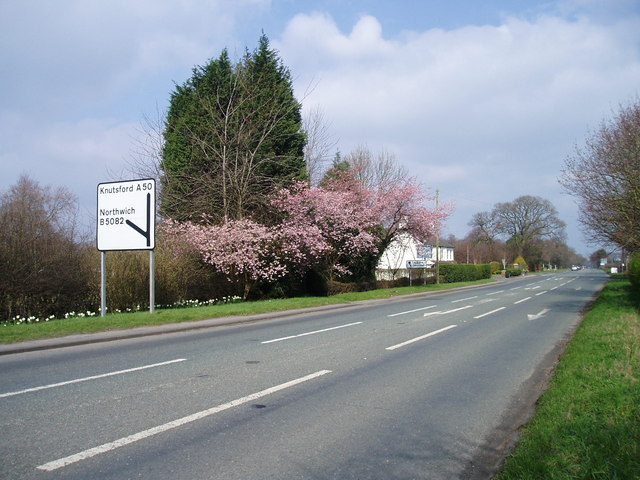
[[406, 260, 434, 269], [97, 179, 156, 251], [417, 244, 433, 259]]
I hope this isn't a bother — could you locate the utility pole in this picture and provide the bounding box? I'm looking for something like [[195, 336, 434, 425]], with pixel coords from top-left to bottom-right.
[[435, 189, 440, 284]]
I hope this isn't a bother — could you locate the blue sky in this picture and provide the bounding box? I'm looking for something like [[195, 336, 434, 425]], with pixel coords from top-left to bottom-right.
[[1, 0, 639, 256]]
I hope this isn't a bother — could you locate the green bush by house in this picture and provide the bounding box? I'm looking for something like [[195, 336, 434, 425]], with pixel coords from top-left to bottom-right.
[[439, 264, 491, 283]]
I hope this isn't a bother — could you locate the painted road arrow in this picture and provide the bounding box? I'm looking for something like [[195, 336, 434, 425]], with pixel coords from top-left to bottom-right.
[[527, 308, 550, 321]]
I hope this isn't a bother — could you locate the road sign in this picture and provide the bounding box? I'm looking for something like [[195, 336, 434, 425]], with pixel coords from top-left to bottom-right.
[[417, 244, 433, 259], [97, 179, 156, 251], [407, 260, 425, 269], [407, 259, 436, 269]]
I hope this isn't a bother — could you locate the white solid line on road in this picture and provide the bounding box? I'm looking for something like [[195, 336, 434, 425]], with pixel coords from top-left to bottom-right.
[[0, 359, 187, 399], [386, 325, 457, 351], [423, 305, 472, 317], [451, 296, 478, 303], [485, 290, 505, 296], [261, 322, 362, 344], [444, 305, 473, 314], [514, 297, 532, 304], [473, 307, 506, 319], [37, 370, 332, 471], [388, 305, 437, 317]]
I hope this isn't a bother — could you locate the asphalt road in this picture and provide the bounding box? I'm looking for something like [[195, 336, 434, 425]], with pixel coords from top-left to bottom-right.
[[0, 270, 607, 479]]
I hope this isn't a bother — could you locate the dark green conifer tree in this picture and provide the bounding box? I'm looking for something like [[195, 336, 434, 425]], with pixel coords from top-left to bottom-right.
[[161, 35, 306, 222]]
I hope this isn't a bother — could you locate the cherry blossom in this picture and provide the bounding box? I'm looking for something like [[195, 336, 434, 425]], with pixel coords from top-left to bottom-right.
[[160, 173, 450, 297]]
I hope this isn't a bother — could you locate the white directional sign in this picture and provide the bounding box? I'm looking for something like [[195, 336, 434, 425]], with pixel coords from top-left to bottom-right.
[[97, 179, 156, 251], [406, 260, 434, 269]]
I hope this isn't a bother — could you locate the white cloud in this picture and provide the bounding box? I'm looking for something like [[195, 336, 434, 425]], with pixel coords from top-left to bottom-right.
[[0, 0, 268, 118], [276, 8, 640, 252], [281, 13, 396, 61], [37, 119, 137, 168], [0, 0, 271, 223], [0, 113, 139, 222]]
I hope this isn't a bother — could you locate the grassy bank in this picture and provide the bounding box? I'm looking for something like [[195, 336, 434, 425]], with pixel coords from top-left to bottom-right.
[[496, 277, 640, 479], [0, 279, 492, 344]]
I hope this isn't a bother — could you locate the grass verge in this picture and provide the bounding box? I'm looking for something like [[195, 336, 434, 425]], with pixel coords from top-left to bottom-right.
[[0, 279, 493, 344], [496, 277, 640, 479]]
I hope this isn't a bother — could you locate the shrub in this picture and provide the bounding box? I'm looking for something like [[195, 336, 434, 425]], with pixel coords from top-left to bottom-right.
[[513, 255, 528, 270], [326, 280, 377, 296], [88, 230, 237, 312], [490, 261, 502, 274], [439, 264, 491, 283], [506, 268, 522, 277], [376, 278, 410, 289]]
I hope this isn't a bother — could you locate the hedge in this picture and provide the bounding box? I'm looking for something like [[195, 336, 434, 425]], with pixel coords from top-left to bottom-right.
[[326, 280, 377, 296], [439, 264, 492, 283]]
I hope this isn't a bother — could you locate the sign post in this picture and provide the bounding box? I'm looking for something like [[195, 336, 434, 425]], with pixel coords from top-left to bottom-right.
[[97, 179, 156, 316], [407, 259, 435, 286], [416, 244, 433, 285]]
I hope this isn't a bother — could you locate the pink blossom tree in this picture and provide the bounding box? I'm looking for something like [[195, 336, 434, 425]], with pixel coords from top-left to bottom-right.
[[323, 168, 450, 260], [377, 178, 450, 251], [160, 169, 449, 298], [271, 181, 380, 279], [160, 218, 287, 299], [160, 182, 383, 297]]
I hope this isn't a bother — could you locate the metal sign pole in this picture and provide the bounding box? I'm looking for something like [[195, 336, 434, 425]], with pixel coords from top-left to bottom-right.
[[435, 189, 440, 284], [149, 250, 155, 314], [101, 251, 107, 317]]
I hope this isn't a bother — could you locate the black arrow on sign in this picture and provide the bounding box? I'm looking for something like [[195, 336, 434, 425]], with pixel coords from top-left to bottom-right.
[[126, 193, 151, 247]]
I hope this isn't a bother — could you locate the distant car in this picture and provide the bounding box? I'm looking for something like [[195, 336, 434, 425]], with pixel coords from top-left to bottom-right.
[[571, 265, 579, 271]]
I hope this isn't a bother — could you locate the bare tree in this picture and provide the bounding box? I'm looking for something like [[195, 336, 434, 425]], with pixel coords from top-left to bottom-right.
[[468, 211, 501, 261], [0, 176, 92, 319], [560, 99, 640, 252], [493, 195, 566, 258], [127, 105, 165, 184], [303, 105, 337, 186], [537, 237, 585, 268], [467, 196, 566, 264], [343, 145, 408, 192]]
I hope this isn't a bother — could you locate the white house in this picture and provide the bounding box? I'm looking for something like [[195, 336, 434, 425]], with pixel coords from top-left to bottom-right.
[[376, 233, 454, 280]]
